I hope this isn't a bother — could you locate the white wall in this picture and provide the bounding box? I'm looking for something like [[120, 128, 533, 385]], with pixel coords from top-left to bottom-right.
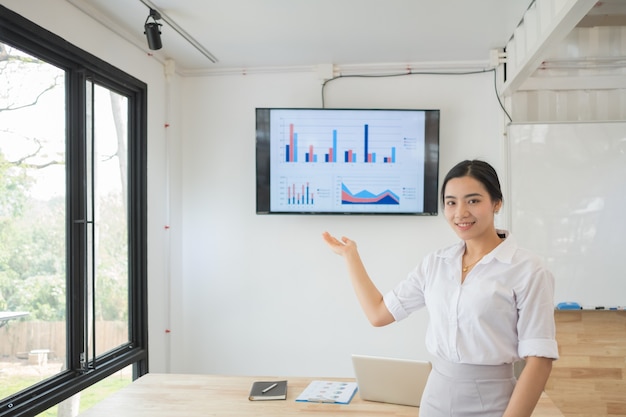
[[175, 71, 506, 377], [1, 0, 507, 379]]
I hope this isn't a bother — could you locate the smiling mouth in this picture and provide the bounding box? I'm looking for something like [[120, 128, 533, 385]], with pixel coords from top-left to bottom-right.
[[456, 222, 475, 229]]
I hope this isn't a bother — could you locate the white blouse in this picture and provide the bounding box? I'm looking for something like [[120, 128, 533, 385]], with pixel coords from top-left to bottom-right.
[[383, 231, 559, 365]]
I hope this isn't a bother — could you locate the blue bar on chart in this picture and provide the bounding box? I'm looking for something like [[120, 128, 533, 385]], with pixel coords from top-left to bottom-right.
[[364, 124, 369, 163]]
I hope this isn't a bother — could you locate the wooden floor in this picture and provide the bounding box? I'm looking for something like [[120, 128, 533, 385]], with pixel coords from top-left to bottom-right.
[[545, 311, 626, 417]]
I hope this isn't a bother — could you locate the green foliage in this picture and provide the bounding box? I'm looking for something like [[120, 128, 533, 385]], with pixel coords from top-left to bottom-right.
[[0, 150, 38, 312], [0, 139, 129, 322], [0, 188, 130, 321], [0, 192, 65, 319]]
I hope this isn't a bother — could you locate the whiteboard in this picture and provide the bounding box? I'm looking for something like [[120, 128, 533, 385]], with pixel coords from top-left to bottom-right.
[[508, 122, 626, 308]]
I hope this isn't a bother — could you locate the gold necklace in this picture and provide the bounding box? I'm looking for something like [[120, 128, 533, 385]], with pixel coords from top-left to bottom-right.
[[462, 258, 482, 272], [462, 253, 489, 272]]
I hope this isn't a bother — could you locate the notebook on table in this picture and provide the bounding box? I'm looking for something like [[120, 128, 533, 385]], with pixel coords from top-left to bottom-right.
[[351, 354, 431, 407]]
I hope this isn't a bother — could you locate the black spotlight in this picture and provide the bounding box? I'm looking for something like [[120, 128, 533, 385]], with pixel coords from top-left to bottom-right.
[[144, 8, 163, 50]]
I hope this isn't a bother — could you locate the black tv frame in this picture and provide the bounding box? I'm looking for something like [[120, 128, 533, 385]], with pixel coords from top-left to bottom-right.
[[256, 108, 440, 215]]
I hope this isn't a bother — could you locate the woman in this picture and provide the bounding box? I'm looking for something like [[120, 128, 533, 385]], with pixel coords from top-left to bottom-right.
[[323, 160, 558, 417]]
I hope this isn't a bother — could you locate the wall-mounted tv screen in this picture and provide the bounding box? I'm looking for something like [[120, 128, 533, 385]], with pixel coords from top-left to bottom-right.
[[256, 108, 440, 215]]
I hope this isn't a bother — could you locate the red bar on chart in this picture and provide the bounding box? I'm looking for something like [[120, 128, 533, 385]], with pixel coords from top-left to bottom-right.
[[307, 145, 314, 162]]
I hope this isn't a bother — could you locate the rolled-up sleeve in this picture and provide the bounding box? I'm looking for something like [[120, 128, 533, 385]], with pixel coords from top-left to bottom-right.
[[516, 262, 559, 360], [384, 291, 409, 321], [519, 338, 558, 359]]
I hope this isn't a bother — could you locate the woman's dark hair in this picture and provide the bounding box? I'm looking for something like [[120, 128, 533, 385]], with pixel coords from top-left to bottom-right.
[[441, 160, 503, 204]]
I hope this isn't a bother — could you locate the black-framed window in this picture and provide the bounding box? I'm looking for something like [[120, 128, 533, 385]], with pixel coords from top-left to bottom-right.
[[0, 5, 148, 417]]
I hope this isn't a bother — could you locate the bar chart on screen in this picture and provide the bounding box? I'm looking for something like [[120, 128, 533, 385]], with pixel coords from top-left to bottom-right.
[[279, 117, 410, 165], [286, 181, 315, 206], [273, 177, 333, 210]]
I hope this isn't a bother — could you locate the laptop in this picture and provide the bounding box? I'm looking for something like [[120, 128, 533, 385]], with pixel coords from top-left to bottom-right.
[[351, 354, 431, 407]]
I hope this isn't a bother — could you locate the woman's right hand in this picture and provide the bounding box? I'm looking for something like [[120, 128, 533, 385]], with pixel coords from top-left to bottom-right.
[[322, 231, 356, 257]]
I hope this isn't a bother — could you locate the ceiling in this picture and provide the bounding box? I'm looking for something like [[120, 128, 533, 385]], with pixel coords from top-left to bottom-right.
[[66, 0, 626, 77], [67, 0, 536, 75]]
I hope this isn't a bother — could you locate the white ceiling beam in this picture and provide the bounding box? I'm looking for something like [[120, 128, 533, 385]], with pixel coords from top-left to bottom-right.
[[501, 0, 598, 97]]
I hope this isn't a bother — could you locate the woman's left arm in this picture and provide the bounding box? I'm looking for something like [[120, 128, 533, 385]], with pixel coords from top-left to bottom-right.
[[503, 356, 553, 417]]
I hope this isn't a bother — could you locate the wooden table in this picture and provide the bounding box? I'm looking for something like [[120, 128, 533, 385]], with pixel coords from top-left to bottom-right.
[[77, 373, 564, 416]]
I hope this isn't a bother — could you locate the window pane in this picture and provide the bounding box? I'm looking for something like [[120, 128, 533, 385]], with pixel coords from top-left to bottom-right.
[[36, 365, 132, 417], [0, 9, 148, 414], [91, 84, 129, 356], [0, 43, 67, 398]]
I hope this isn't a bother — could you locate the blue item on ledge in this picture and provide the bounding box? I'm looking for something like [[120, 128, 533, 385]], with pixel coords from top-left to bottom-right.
[[556, 302, 581, 310]]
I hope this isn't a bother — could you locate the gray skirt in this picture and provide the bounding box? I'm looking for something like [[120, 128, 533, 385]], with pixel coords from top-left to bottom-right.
[[419, 358, 516, 417]]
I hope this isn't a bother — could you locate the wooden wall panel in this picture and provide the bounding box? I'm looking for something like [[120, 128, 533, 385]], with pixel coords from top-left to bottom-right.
[[545, 311, 626, 417]]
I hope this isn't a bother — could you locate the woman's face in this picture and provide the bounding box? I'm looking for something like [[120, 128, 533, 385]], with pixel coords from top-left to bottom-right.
[[443, 176, 501, 241]]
